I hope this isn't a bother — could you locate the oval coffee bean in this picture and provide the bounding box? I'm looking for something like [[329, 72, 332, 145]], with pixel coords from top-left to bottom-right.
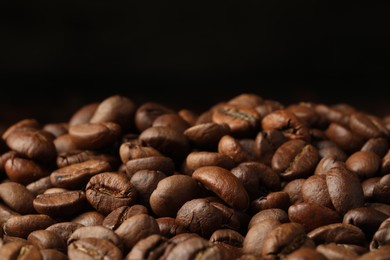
[[2, 118, 40, 140], [308, 223, 366, 246], [218, 135, 248, 163], [325, 123, 364, 153], [343, 207, 388, 237], [46, 222, 84, 242], [301, 175, 333, 209], [0, 182, 35, 214], [361, 137, 389, 158], [152, 113, 190, 133], [119, 143, 161, 164], [40, 249, 68, 260], [346, 151, 381, 179], [192, 166, 249, 210], [27, 230, 66, 251], [349, 112, 388, 139], [0, 241, 42, 260], [373, 174, 390, 204], [209, 229, 244, 247], [184, 122, 230, 148], [5, 157, 49, 185], [126, 234, 172, 260], [282, 179, 305, 204], [185, 151, 236, 174], [103, 205, 148, 230], [71, 211, 105, 226], [125, 156, 175, 176], [254, 130, 287, 165], [135, 102, 175, 132], [156, 217, 188, 238], [69, 102, 99, 126], [68, 238, 122, 260], [130, 170, 167, 206], [4, 214, 56, 239], [248, 209, 288, 230]]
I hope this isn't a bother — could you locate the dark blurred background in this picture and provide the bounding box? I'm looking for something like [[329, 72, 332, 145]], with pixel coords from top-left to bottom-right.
[[0, 1, 389, 125]]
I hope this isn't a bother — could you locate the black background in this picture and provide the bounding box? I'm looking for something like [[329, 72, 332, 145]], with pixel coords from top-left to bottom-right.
[[1, 1, 389, 125]]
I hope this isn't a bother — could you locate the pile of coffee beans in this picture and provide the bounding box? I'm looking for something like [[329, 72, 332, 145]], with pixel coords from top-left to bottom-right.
[[1, 94, 390, 259]]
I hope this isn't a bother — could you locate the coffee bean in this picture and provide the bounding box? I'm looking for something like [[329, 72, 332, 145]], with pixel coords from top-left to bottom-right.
[[130, 170, 166, 206], [192, 166, 249, 210], [103, 205, 148, 230], [152, 113, 190, 133], [218, 135, 248, 164], [282, 179, 305, 204], [251, 191, 290, 212], [150, 175, 200, 217], [27, 230, 66, 251], [325, 123, 364, 153], [308, 223, 366, 246], [40, 249, 68, 260], [255, 99, 284, 118], [381, 149, 390, 175], [156, 217, 188, 238], [125, 156, 174, 178], [254, 130, 287, 165], [346, 151, 381, 179], [33, 190, 87, 218], [314, 156, 345, 176], [209, 229, 244, 247], [4, 157, 49, 185], [184, 151, 236, 174], [284, 247, 327, 260], [228, 93, 263, 108], [43, 123, 68, 138], [135, 102, 175, 132], [50, 159, 111, 189], [69, 122, 121, 150], [2, 118, 40, 140], [71, 211, 105, 226], [370, 217, 390, 250], [0, 182, 35, 214], [286, 103, 322, 127], [318, 145, 347, 161], [126, 234, 172, 260], [315, 104, 349, 126], [119, 143, 161, 164], [54, 134, 78, 154], [86, 172, 137, 215], [248, 209, 288, 230], [349, 112, 389, 140], [343, 207, 388, 238], [272, 139, 319, 180], [178, 109, 198, 126], [356, 245, 390, 260], [0, 150, 17, 173], [316, 243, 362, 260], [361, 137, 389, 158], [56, 150, 118, 168], [0, 241, 41, 260], [68, 238, 122, 260], [26, 176, 53, 196], [69, 102, 99, 126], [89, 95, 136, 130], [301, 175, 333, 208], [184, 122, 230, 149], [46, 222, 84, 242], [262, 110, 310, 142], [373, 174, 390, 204], [4, 214, 56, 239]]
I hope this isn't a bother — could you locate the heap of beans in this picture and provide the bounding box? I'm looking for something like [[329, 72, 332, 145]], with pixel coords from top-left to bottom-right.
[[1, 94, 390, 259]]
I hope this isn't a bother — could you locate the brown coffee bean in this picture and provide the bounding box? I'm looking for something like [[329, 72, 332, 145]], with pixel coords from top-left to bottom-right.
[[130, 170, 166, 206], [56, 150, 119, 168], [2, 119, 41, 141], [40, 249, 68, 260], [156, 217, 188, 238], [262, 110, 310, 142], [0, 150, 17, 173], [72, 211, 106, 227], [349, 112, 388, 139], [5, 157, 49, 185], [288, 202, 341, 232], [26, 176, 53, 196], [301, 175, 333, 209], [27, 230, 66, 251], [308, 223, 366, 246], [115, 213, 160, 250], [346, 151, 381, 179], [192, 166, 249, 210], [228, 93, 263, 108], [50, 159, 111, 189], [362, 177, 381, 201], [126, 234, 172, 260], [284, 247, 327, 260], [152, 113, 190, 133], [272, 139, 319, 180], [150, 175, 200, 217], [248, 209, 288, 230], [251, 191, 290, 212], [314, 156, 345, 176], [370, 217, 390, 250], [326, 166, 365, 215], [343, 207, 388, 238], [46, 222, 84, 242], [178, 109, 198, 126], [315, 104, 349, 126], [139, 126, 189, 159], [125, 156, 175, 178], [43, 123, 68, 138], [325, 123, 364, 153], [254, 99, 284, 119], [209, 229, 244, 247], [119, 143, 161, 164], [135, 102, 175, 132], [86, 172, 137, 215], [54, 134, 78, 154], [212, 104, 260, 137], [103, 205, 148, 230], [373, 174, 390, 204], [0, 204, 19, 228], [43, 187, 68, 194], [184, 122, 230, 149], [68, 238, 122, 260], [4, 214, 56, 238], [361, 137, 389, 158], [5, 128, 56, 162], [286, 103, 322, 127], [318, 145, 348, 161], [357, 245, 390, 260], [316, 243, 361, 260], [33, 190, 87, 218], [254, 130, 287, 165], [69, 102, 99, 126], [89, 95, 136, 130], [381, 149, 390, 175], [0, 241, 42, 260], [262, 222, 315, 260], [0, 182, 35, 214], [69, 122, 121, 150], [218, 135, 248, 163], [282, 179, 305, 204], [184, 151, 236, 174]]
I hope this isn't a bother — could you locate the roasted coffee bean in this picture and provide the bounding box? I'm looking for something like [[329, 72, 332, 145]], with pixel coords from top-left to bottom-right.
[[184, 151, 236, 174], [228, 93, 263, 108], [178, 109, 198, 126], [343, 207, 388, 238], [314, 156, 345, 176], [381, 149, 390, 174], [248, 209, 288, 230], [71, 211, 105, 227], [69, 102, 99, 126], [54, 134, 78, 154], [346, 151, 381, 179], [33, 190, 87, 218], [43, 123, 68, 138], [50, 159, 111, 189], [125, 156, 174, 177], [26, 176, 53, 196], [192, 166, 249, 210], [212, 104, 260, 137], [357, 245, 390, 260], [27, 230, 66, 251], [0, 241, 42, 260], [286, 103, 322, 127], [362, 177, 381, 201], [39, 249, 68, 260], [301, 175, 333, 208], [115, 213, 160, 250], [184, 122, 230, 149], [370, 217, 390, 250], [316, 243, 362, 260], [282, 179, 305, 204], [373, 174, 390, 204], [152, 113, 190, 133], [5, 128, 56, 162], [261, 222, 315, 259], [5, 157, 49, 185], [262, 110, 310, 142], [251, 191, 290, 212], [318, 145, 347, 161], [126, 234, 172, 260], [361, 137, 389, 157], [349, 112, 388, 139], [89, 95, 136, 130], [86, 172, 137, 215], [255, 99, 284, 118], [0, 204, 19, 228], [284, 248, 327, 260], [325, 123, 364, 153], [150, 175, 200, 217], [119, 143, 161, 164], [68, 238, 122, 260], [130, 170, 166, 206], [254, 130, 287, 165], [272, 139, 319, 180], [0, 182, 35, 214], [56, 150, 118, 168], [288, 202, 341, 232], [308, 223, 366, 246], [218, 135, 248, 163], [326, 166, 365, 215], [0, 150, 17, 173], [2, 118, 40, 140], [315, 104, 349, 126], [209, 229, 244, 247], [156, 217, 188, 238], [69, 122, 121, 150], [139, 126, 189, 159], [46, 222, 84, 242], [135, 102, 175, 132], [103, 205, 148, 230], [4, 214, 56, 239]]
